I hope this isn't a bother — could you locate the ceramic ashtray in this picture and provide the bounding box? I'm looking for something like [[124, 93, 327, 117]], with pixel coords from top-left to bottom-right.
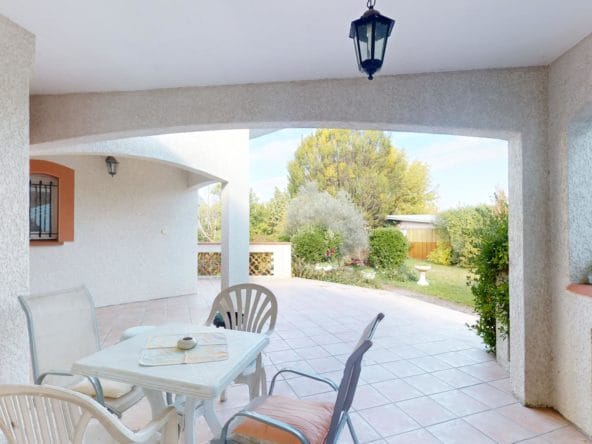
[[177, 336, 197, 350]]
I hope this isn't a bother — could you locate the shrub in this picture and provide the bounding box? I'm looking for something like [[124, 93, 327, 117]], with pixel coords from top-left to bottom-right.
[[367, 228, 408, 270], [378, 264, 417, 282], [469, 193, 509, 353], [285, 183, 367, 259], [291, 259, 380, 289], [435, 206, 491, 267], [291, 225, 342, 264], [427, 243, 453, 265]]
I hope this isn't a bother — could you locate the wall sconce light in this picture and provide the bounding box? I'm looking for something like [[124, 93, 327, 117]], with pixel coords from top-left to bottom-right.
[[350, 0, 395, 80], [105, 156, 119, 177]]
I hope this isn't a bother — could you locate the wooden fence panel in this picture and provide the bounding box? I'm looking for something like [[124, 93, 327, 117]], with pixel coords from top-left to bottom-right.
[[404, 228, 438, 260]]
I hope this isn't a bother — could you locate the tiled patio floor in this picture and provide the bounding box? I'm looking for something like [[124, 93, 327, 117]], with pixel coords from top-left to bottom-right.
[[97, 278, 590, 443]]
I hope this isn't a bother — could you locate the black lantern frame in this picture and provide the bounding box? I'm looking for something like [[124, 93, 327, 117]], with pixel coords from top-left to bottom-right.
[[349, 0, 395, 80], [105, 156, 119, 177]]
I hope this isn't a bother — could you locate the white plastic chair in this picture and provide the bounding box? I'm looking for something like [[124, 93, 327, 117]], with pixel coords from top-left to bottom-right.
[[18, 286, 144, 417], [0, 384, 177, 444], [205, 283, 278, 400]]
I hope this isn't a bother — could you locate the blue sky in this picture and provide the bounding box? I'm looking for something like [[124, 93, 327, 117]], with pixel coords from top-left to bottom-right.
[[250, 129, 508, 211]]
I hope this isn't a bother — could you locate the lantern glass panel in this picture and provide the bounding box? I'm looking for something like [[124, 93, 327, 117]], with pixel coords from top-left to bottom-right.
[[355, 21, 372, 63], [373, 20, 390, 61]]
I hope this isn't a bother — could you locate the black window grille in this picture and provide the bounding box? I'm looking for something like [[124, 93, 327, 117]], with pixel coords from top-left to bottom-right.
[[29, 177, 58, 240]]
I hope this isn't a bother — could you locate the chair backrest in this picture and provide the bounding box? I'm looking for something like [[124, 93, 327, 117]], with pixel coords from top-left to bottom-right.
[[18, 286, 101, 382], [0, 384, 137, 443], [205, 283, 278, 335], [326, 313, 385, 444]]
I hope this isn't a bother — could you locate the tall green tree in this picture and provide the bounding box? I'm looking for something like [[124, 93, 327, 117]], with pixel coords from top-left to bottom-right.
[[250, 188, 290, 241], [287, 129, 436, 227], [198, 184, 222, 242]]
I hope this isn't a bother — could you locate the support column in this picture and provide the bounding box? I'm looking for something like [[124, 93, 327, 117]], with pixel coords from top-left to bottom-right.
[[220, 132, 250, 289], [0, 16, 34, 384]]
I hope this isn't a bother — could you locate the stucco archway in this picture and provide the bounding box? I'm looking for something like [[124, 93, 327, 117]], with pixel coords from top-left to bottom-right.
[[29, 67, 551, 407]]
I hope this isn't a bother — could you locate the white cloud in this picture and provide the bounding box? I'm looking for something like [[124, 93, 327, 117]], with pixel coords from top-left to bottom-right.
[[250, 138, 302, 166], [409, 137, 507, 172], [251, 176, 288, 201]]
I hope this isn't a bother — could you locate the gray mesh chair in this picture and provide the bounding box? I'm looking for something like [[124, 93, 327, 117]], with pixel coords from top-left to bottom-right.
[[18, 286, 144, 417], [217, 312, 385, 444]]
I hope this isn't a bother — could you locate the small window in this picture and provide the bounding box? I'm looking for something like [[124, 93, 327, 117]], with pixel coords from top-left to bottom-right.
[[30, 160, 75, 245], [29, 174, 59, 240]]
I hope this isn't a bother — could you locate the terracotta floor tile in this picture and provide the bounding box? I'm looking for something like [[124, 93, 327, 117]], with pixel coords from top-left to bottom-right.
[[409, 355, 452, 372], [385, 428, 442, 444], [359, 364, 396, 383], [382, 360, 426, 378], [428, 418, 495, 444], [464, 410, 535, 443], [352, 384, 390, 410], [461, 383, 516, 408], [358, 404, 420, 437], [306, 356, 345, 373], [403, 373, 454, 395], [430, 389, 489, 417], [337, 412, 382, 443], [432, 368, 482, 389], [371, 380, 424, 403], [459, 361, 508, 382], [396, 396, 457, 426], [539, 426, 592, 443], [495, 404, 568, 435]]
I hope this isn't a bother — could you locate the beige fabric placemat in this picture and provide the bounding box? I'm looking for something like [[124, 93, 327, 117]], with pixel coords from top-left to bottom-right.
[[139, 332, 228, 366]]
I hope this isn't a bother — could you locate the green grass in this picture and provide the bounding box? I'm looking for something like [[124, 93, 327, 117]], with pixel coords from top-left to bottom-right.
[[385, 259, 475, 307]]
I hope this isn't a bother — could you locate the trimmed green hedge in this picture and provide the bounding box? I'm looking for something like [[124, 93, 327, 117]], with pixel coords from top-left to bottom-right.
[[291, 226, 342, 264], [368, 228, 408, 269]]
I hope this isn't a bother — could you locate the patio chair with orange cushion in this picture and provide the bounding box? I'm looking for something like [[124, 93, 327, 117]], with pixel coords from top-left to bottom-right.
[[216, 312, 385, 444], [0, 384, 177, 444], [18, 286, 144, 417]]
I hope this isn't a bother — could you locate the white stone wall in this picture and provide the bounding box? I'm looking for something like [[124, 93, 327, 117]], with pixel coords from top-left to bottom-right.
[[29, 155, 198, 307], [0, 17, 34, 385], [547, 32, 592, 435]]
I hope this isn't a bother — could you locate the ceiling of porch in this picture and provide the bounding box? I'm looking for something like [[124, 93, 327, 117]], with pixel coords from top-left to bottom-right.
[[2, 1, 592, 95]]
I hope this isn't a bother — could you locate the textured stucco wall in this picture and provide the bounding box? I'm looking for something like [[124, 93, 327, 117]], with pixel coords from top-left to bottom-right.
[[29, 156, 198, 307], [548, 33, 592, 435], [30, 130, 251, 293], [0, 17, 34, 385], [29, 67, 551, 405]]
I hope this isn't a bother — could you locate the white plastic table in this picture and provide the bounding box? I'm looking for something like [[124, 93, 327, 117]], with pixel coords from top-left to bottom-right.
[[72, 323, 269, 443]]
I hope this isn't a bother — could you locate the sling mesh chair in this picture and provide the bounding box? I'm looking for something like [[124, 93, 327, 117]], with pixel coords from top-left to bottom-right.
[[216, 313, 385, 444], [18, 286, 144, 417], [0, 384, 177, 444]]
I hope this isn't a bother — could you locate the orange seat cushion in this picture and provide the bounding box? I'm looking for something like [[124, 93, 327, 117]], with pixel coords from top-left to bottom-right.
[[232, 395, 334, 444]]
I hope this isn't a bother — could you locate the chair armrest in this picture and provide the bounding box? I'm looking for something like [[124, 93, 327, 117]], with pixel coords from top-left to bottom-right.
[[269, 369, 338, 394], [127, 406, 178, 443], [36, 371, 105, 406], [219, 410, 309, 444]]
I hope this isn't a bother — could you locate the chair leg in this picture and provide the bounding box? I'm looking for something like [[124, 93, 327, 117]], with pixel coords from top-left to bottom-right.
[[260, 366, 268, 396], [219, 389, 227, 402], [346, 414, 359, 444]]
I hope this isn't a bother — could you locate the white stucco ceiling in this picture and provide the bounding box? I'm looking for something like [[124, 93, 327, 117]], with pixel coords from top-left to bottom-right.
[[2, 1, 592, 94]]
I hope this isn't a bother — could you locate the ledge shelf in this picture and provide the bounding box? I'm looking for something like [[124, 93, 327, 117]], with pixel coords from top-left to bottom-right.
[[567, 283, 592, 297]]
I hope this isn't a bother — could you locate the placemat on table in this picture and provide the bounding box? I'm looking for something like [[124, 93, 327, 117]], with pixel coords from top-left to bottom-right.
[[139, 332, 228, 367]]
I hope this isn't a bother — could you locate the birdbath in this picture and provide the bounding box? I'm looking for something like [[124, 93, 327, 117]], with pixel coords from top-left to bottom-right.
[[414, 265, 432, 286]]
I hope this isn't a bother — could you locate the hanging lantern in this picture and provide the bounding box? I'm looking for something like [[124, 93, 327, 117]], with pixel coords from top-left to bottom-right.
[[105, 156, 119, 177], [349, 0, 395, 80]]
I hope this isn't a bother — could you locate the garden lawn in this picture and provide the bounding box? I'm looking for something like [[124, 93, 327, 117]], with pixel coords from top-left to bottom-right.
[[387, 259, 475, 307]]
